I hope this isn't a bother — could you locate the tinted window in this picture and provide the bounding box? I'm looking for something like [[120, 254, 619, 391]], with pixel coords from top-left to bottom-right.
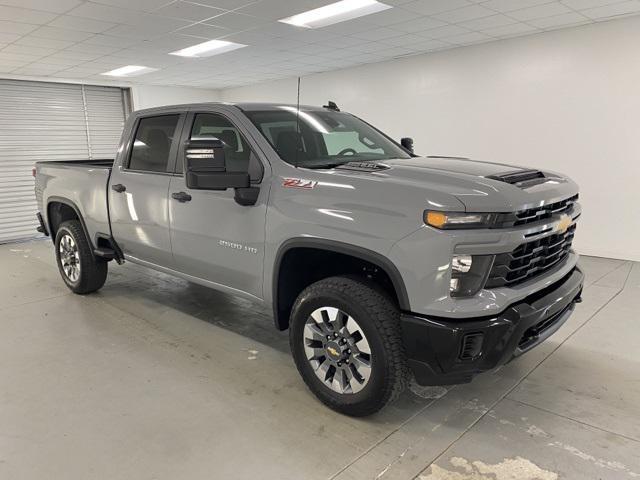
[[129, 115, 180, 172], [176, 113, 252, 175], [244, 109, 410, 169]]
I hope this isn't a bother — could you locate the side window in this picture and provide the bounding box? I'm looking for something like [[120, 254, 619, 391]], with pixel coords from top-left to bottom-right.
[[177, 113, 253, 175], [128, 115, 180, 173]]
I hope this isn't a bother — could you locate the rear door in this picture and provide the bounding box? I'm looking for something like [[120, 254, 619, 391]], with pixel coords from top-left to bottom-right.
[[167, 107, 269, 299], [109, 111, 185, 266]]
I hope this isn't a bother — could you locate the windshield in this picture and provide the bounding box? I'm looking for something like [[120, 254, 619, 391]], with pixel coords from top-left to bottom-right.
[[244, 108, 411, 168]]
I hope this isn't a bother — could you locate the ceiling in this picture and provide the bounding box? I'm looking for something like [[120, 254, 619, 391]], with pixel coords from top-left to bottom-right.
[[0, 0, 639, 89]]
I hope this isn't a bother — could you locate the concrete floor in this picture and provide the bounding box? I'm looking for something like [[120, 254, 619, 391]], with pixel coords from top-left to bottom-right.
[[0, 240, 638, 480]]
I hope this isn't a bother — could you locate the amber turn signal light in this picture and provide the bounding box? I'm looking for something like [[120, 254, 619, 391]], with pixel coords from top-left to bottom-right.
[[425, 211, 448, 228]]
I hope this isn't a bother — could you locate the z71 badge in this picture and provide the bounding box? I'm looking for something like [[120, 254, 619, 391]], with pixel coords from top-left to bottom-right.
[[282, 178, 317, 189]]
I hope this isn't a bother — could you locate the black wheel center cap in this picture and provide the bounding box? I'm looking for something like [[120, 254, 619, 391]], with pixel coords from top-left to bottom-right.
[[325, 341, 343, 360]]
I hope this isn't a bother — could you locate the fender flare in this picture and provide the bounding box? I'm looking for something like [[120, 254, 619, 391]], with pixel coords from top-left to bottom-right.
[[272, 238, 411, 329], [46, 196, 95, 250]]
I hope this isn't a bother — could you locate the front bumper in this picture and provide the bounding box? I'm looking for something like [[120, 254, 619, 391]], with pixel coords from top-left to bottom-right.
[[401, 266, 584, 386]]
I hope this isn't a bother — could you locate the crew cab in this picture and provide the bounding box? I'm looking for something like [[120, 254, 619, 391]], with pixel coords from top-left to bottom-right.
[[34, 102, 583, 416]]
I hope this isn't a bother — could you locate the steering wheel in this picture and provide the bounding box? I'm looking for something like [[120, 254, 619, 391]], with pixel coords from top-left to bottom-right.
[[337, 148, 357, 156]]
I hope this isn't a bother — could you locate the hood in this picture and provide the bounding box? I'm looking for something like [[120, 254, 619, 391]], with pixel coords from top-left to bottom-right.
[[335, 156, 579, 212]]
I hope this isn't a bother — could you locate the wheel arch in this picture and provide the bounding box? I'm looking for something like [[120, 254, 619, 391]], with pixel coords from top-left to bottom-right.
[[46, 197, 94, 249], [272, 238, 410, 331]]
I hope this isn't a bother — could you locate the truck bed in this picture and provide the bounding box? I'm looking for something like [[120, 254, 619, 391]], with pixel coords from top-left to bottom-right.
[[35, 159, 114, 168], [35, 159, 115, 244]]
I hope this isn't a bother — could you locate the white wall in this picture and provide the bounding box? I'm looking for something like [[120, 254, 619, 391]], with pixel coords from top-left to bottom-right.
[[0, 78, 221, 111], [222, 16, 640, 262], [131, 85, 220, 110]]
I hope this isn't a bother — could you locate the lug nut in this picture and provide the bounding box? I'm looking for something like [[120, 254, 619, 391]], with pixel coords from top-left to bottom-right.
[[337, 362, 342, 366], [334, 333, 338, 338]]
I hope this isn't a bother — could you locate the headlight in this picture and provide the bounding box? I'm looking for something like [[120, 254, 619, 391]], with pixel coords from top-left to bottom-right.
[[425, 211, 495, 229], [450, 254, 494, 297]]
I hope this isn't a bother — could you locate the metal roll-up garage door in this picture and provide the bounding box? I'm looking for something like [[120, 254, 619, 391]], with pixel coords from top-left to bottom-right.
[[0, 79, 129, 243], [83, 85, 128, 159]]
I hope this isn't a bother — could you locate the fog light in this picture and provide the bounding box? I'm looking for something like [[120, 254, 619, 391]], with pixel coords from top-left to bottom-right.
[[452, 255, 472, 273], [449, 255, 495, 297]]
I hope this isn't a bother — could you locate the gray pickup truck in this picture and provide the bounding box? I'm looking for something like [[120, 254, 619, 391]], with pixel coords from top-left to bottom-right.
[[34, 102, 583, 416]]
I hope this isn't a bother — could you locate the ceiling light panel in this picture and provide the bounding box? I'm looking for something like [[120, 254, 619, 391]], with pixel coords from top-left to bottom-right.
[[169, 39, 247, 58], [279, 0, 392, 29], [101, 65, 158, 77]]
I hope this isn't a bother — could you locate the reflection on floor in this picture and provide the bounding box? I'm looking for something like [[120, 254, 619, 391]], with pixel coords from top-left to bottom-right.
[[0, 239, 638, 480]]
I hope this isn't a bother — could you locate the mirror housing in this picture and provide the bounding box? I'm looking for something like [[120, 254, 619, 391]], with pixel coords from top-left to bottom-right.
[[184, 139, 249, 191], [234, 187, 260, 206], [400, 137, 414, 153]]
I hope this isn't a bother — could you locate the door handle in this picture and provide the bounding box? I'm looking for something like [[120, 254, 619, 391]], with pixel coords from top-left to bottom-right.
[[111, 183, 126, 193], [171, 191, 192, 203]]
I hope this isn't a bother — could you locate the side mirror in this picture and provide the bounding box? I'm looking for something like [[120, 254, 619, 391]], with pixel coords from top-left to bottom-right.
[[400, 137, 414, 153], [184, 139, 249, 191]]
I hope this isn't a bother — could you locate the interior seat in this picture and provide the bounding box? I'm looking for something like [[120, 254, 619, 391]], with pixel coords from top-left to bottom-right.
[[276, 130, 306, 164], [218, 129, 249, 172], [144, 129, 170, 170]]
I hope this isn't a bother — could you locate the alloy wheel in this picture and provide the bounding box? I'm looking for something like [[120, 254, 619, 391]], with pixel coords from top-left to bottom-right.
[[303, 307, 372, 394], [59, 234, 80, 282]]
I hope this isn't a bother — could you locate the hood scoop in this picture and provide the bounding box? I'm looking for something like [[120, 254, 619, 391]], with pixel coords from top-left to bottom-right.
[[487, 169, 548, 188], [335, 161, 390, 172]]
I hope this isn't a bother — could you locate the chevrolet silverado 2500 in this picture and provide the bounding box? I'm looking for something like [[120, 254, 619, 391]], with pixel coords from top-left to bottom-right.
[[34, 102, 583, 416]]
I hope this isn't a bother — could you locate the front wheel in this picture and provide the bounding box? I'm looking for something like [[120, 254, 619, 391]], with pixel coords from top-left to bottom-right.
[[289, 276, 408, 416], [54, 220, 107, 294]]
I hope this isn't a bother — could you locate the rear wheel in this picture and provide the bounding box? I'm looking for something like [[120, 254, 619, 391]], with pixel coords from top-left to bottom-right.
[[54, 220, 107, 294], [289, 276, 408, 416]]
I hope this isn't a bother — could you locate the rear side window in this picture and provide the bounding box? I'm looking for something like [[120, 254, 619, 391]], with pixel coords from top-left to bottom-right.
[[128, 115, 180, 172]]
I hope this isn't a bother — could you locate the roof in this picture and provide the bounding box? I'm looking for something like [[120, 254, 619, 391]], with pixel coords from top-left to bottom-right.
[[235, 102, 331, 112], [133, 101, 337, 115]]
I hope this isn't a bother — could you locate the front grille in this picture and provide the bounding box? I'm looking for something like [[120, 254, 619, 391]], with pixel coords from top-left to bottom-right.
[[486, 224, 576, 288], [496, 194, 578, 228], [512, 194, 578, 227]]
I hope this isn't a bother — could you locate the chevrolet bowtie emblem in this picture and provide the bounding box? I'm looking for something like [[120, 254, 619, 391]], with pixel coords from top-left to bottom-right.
[[556, 214, 572, 234], [327, 346, 339, 357]]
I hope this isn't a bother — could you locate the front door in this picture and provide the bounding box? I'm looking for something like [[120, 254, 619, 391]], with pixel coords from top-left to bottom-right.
[[109, 112, 184, 266], [168, 109, 268, 299]]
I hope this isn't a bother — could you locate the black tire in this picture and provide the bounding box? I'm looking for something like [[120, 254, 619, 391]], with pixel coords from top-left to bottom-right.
[[54, 220, 108, 294], [289, 276, 408, 416]]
